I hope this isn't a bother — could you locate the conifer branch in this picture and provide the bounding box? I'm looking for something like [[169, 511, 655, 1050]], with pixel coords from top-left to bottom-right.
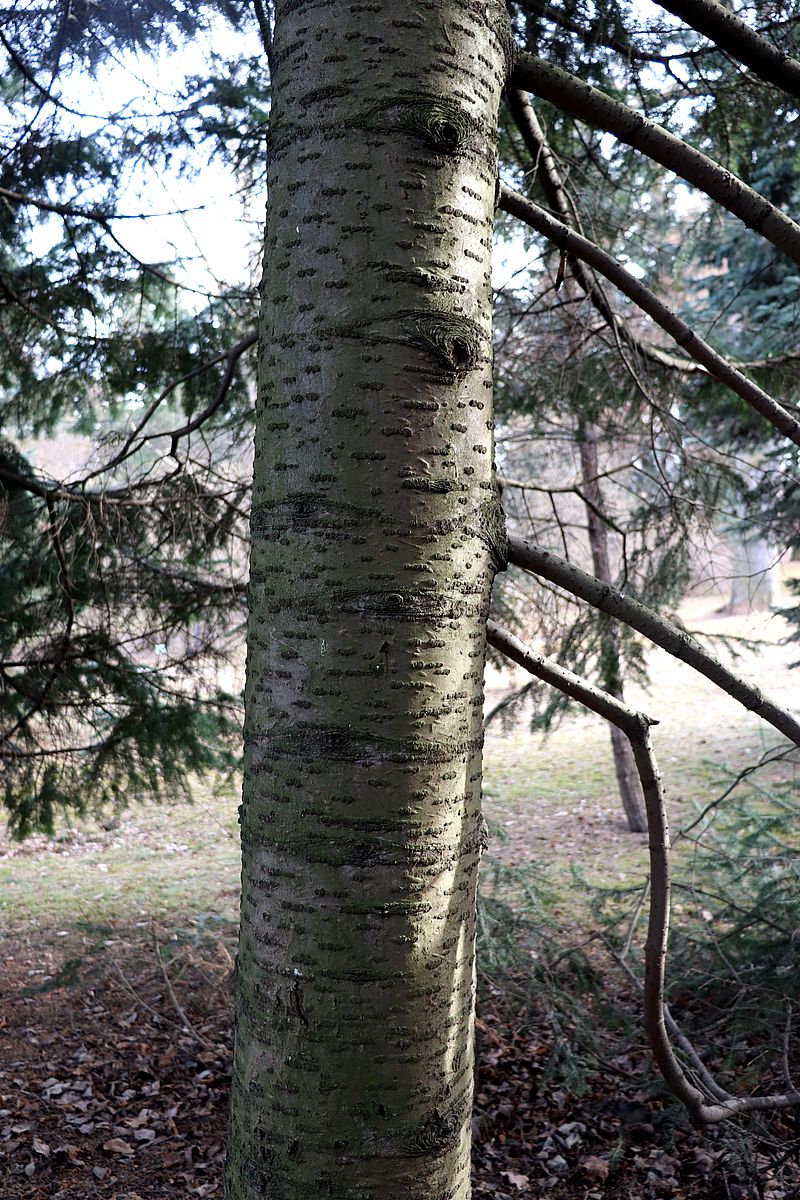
[[506, 90, 710, 375], [654, 0, 800, 101], [512, 0, 774, 66], [487, 620, 800, 1123], [506, 536, 800, 747], [510, 52, 800, 268], [252, 0, 275, 78], [0, 184, 196, 224], [499, 185, 800, 448]]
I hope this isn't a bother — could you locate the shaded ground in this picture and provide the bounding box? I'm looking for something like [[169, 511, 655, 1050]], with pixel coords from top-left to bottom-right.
[[2, 926, 798, 1199]]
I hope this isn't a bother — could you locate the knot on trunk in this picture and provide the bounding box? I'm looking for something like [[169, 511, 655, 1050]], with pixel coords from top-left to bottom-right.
[[403, 1095, 467, 1156], [401, 311, 486, 374], [391, 95, 477, 155]]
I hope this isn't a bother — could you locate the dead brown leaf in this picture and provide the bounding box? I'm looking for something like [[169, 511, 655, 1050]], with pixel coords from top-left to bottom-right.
[[581, 1154, 610, 1182], [103, 1136, 135, 1156]]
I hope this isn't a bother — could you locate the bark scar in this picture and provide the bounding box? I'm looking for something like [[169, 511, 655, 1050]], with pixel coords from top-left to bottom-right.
[[291, 978, 309, 1027]]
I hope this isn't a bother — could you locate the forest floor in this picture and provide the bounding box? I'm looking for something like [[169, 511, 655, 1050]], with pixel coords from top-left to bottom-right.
[[1, 591, 799, 1198]]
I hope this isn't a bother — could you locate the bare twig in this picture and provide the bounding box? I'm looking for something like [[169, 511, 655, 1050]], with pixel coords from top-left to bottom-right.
[[151, 925, 218, 1051], [487, 620, 800, 1123]]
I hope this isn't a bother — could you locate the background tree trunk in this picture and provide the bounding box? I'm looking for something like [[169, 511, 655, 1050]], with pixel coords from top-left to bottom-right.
[[723, 528, 779, 613], [578, 425, 647, 833], [225, 3, 509, 1197]]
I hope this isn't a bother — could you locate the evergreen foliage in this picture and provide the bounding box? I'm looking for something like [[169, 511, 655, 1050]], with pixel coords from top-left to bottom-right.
[[1, 0, 799, 833], [594, 760, 800, 1087], [0, 1, 262, 832]]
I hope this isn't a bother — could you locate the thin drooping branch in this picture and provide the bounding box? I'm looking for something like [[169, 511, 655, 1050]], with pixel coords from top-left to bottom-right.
[[499, 185, 800, 448], [163, 330, 258, 456], [510, 52, 800, 269], [485, 622, 701, 1113], [0, 183, 193, 225], [487, 619, 653, 732], [487, 620, 800, 1123], [505, 91, 732, 375], [578, 423, 647, 833], [77, 330, 258, 486], [506, 91, 597, 297], [513, 0, 765, 66], [654, 0, 800, 101], [506, 536, 800, 747]]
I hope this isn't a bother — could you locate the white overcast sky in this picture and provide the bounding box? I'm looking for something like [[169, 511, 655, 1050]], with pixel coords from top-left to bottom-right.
[[37, 0, 697, 302]]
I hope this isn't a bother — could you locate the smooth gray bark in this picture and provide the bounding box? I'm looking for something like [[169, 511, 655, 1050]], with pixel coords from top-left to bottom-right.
[[226, 4, 509, 1198]]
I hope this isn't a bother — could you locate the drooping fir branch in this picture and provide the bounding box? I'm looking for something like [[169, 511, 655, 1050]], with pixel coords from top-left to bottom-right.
[[0, 328, 258, 501], [78, 330, 258, 486], [505, 89, 710, 376], [1, 494, 78, 752], [0, 184, 195, 224], [499, 185, 800, 448], [510, 52, 800, 268], [0, 456, 246, 835], [506, 536, 800, 747], [512, 0, 783, 66], [487, 620, 800, 1123], [653, 0, 800, 102]]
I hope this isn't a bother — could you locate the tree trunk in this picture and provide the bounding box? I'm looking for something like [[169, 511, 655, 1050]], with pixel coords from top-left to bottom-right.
[[578, 426, 647, 833], [723, 529, 778, 613], [225, 4, 509, 1198]]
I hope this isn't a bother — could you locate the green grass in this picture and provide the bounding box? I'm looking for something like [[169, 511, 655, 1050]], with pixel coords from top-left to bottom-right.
[[0, 782, 242, 931], [2, 604, 796, 934]]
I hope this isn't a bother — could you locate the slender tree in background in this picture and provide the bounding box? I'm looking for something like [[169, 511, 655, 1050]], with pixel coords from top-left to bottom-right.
[[577, 420, 647, 832]]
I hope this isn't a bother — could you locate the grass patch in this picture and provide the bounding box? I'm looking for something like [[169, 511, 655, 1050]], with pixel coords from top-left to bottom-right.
[[1, 603, 796, 936], [0, 782, 241, 932]]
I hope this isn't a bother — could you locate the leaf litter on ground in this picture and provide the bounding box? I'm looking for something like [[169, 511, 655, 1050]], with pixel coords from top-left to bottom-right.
[[1, 925, 797, 1199]]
